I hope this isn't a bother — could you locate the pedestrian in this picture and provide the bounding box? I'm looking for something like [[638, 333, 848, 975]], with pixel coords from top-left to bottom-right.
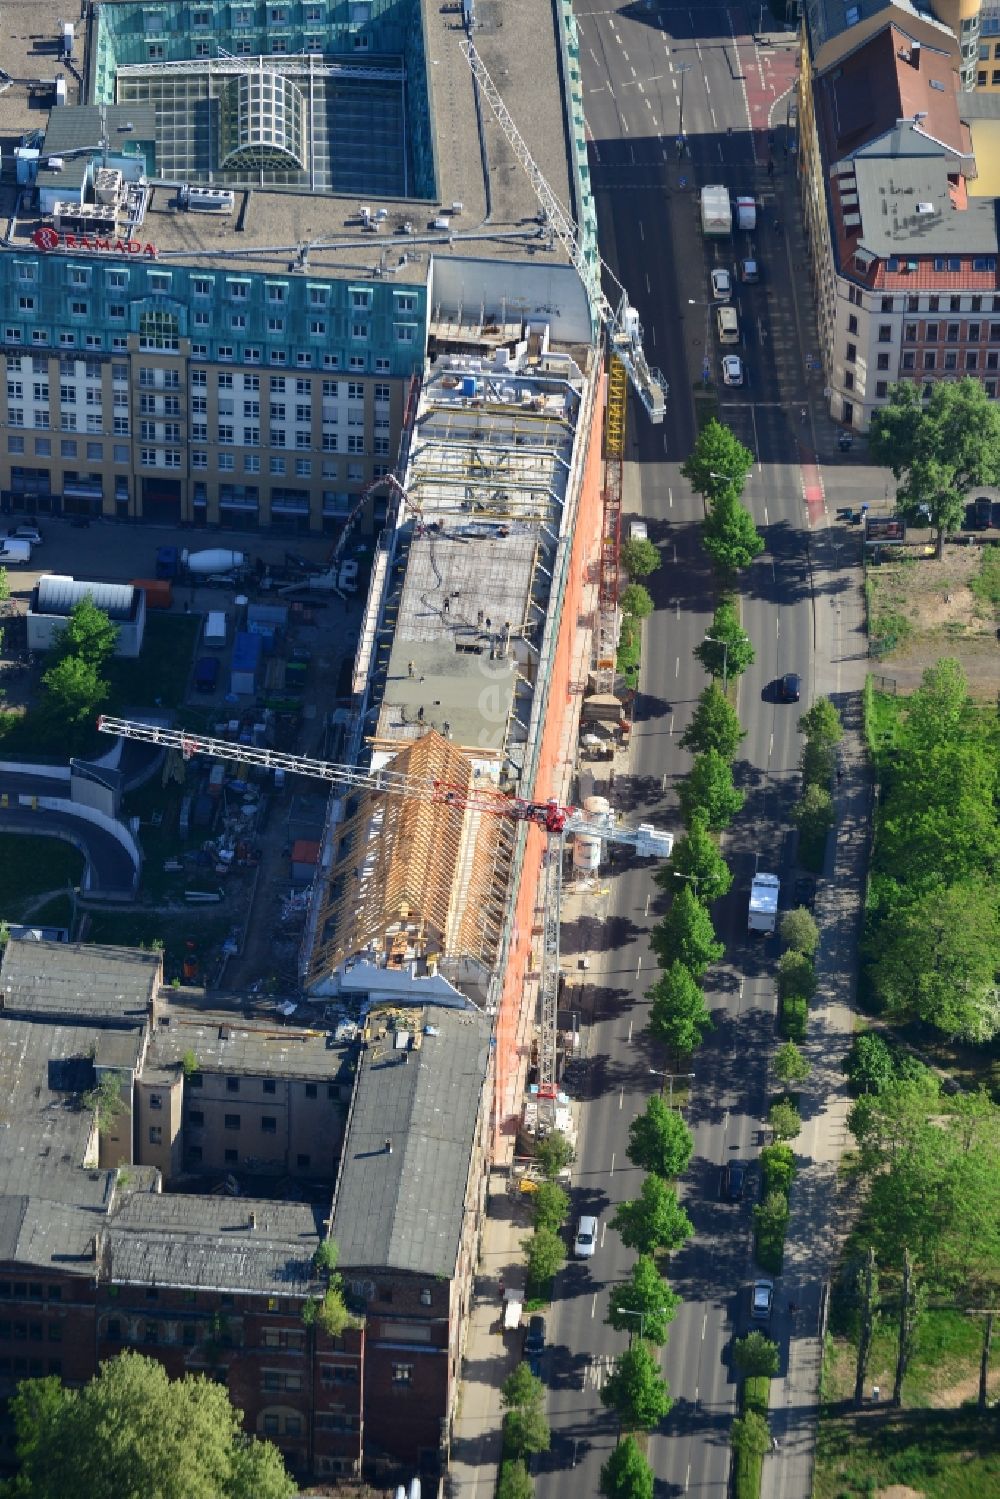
[[772, 1436, 780, 1452], [499, 1278, 505, 1299]]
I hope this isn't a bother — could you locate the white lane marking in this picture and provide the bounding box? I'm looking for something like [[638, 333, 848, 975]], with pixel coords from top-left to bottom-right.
[[769, 732, 774, 759], [662, 772, 668, 791], [710, 104, 717, 127], [675, 600, 680, 619], [645, 891, 651, 915], [763, 505, 769, 526], [627, 1019, 633, 1043], [620, 1085, 625, 1110], [610, 1152, 615, 1177], [636, 954, 642, 975], [668, 485, 673, 507], [669, 714, 675, 736], [601, 1220, 607, 1247], [702, 1314, 708, 1340], [663, 432, 669, 456], [675, 656, 680, 677], [646, 273, 652, 293], [592, 1293, 598, 1319], [685, 1464, 691, 1492], [776, 617, 781, 638]]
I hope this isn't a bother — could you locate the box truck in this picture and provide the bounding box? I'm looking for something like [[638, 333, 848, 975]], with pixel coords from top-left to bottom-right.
[[701, 184, 732, 236], [748, 873, 780, 934]]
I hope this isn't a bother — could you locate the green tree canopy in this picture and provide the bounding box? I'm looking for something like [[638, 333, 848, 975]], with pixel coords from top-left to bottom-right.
[[680, 682, 747, 760], [731, 1409, 771, 1458], [531, 1181, 570, 1235], [0, 566, 9, 603], [535, 1130, 573, 1179], [774, 1041, 811, 1088], [792, 782, 834, 848], [869, 379, 1000, 556], [702, 493, 765, 574], [733, 1330, 780, 1378], [776, 949, 817, 1002], [656, 816, 733, 905], [693, 598, 755, 682], [8, 1353, 294, 1499], [53, 595, 120, 668], [801, 736, 836, 790], [620, 536, 660, 581], [497, 1459, 534, 1499], [798, 696, 843, 748], [902, 657, 975, 751], [606, 1255, 681, 1346], [600, 1342, 672, 1432], [626, 1095, 694, 1180], [780, 907, 819, 955], [650, 883, 724, 977], [647, 961, 713, 1056], [524, 1225, 565, 1290], [678, 750, 744, 831], [866, 881, 1000, 1041], [680, 418, 754, 503], [610, 1174, 693, 1257], [501, 1364, 550, 1461], [842, 1032, 897, 1095], [768, 1098, 802, 1142], [620, 583, 654, 620], [875, 736, 1000, 889], [599, 1436, 654, 1499], [41, 654, 109, 733]]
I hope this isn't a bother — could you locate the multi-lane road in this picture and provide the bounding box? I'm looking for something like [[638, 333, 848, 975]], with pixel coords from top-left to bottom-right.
[[537, 4, 846, 1496]]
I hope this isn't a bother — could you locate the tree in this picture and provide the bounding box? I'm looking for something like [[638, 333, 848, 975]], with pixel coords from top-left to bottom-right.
[[680, 417, 753, 504], [869, 378, 1000, 556], [606, 1255, 681, 1346], [902, 657, 973, 751], [620, 536, 660, 581], [801, 736, 836, 789], [702, 492, 765, 574], [599, 1436, 654, 1499], [866, 881, 1000, 1041], [611, 1174, 693, 1256], [497, 1460, 534, 1499], [656, 816, 733, 905], [535, 1130, 573, 1180], [678, 750, 744, 831], [798, 697, 843, 748], [41, 654, 109, 732], [774, 1042, 811, 1089], [53, 595, 120, 668], [776, 950, 817, 1002], [620, 583, 654, 620], [731, 1409, 770, 1459], [650, 884, 724, 978], [647, 961, 713, 1055], [733, 1330, 780, 1378], [81, 1073, 126, 1135], [892, 1249, 925, 1408], [753, 1189, 789, 1251], [600, 1342, 672, 1431], [853, 1246, 880, 1408], [842, 1032, 896, 1095], [768, 1098, 802, 1142], [8, 1352, 294, 1499], [780, 907, 819, 955], [524, 1226, 564, 1291], [679, 682, 746, 760], [627, 1095, 694, 1180], [532, 1181, 569, 1235], [501, 1364, 550, 1461], [693, 598, 755, 682], [0, 566, 9, 603], [792, 782, 834, 848]]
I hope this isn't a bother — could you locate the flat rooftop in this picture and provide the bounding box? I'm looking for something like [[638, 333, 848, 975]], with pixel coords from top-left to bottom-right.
[[0, 0, 580, 279], [0, 939, 160, 1025], [331, 1006, 490, 1276], [145, 1010, 353, 1082]]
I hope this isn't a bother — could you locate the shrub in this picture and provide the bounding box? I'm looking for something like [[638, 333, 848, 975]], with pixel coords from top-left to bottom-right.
[[779, 995, 808, 1042], [742, 1374, 771, 1418], [760, 1143, 796, 1199]]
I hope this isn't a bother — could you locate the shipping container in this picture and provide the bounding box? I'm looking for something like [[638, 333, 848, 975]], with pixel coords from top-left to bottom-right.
[[131, 578, 173, 610]]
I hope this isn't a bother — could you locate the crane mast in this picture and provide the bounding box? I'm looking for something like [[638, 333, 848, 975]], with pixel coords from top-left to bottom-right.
[[461, 39, 668, 425], [98, 717, 672, 1092]]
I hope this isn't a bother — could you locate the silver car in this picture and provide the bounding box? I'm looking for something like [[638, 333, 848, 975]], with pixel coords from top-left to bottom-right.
[[574, 1215, 598, 1259]]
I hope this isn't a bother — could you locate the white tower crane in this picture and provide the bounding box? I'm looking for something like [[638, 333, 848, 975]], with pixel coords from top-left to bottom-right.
[[461, 39, 668, 425], [98, 717, 672, 1092]]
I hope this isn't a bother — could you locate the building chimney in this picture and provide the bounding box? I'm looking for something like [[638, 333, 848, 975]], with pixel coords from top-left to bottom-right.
[[911, 39, 921, 69], [385, 1137, 392, 1154], [248, 1211, 257, 1231]]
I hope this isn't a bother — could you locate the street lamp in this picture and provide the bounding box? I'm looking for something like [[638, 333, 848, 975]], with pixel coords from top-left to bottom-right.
[[649, 1068, 695, 1109], [672, 871, 700, 895], [703, 633, 729, 694], [616, 1305, 670, 1344], [677, 63, 691, 146]]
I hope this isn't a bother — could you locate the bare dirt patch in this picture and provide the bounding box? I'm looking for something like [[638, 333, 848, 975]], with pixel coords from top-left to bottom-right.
[[876, 1487, 925, 1499], [866, 546, 1000, 698]]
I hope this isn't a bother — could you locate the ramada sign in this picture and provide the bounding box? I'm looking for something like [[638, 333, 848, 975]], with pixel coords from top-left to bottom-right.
[[31, 225, 157, 258]]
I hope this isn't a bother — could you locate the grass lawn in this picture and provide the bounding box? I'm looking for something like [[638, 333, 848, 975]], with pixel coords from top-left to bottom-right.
[[825, 1307, 993, 1410], [814, 1407, 1000, 1499], [104, 612, 202, 713], [0, 835, 84, 922]]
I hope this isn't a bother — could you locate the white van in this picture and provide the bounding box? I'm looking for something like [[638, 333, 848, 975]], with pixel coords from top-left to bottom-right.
[[0, 538, 32, 565], [717, 306, 740, 345]]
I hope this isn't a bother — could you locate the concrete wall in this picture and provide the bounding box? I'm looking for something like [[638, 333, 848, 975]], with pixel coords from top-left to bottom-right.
[[429, 258, 592, 347]]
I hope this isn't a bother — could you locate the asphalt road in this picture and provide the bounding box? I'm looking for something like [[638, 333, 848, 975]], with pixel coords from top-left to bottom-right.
[[537, 4, 833, 1496]]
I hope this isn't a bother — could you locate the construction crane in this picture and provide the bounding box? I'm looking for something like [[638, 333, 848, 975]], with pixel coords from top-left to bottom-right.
[[461, 39, 668, 425], [97, 716, 672, 1092]]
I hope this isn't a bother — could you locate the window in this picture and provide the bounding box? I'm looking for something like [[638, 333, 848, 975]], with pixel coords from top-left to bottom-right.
[[880, 296, 894, 313], [950, 295, 962, 312], [270, 456, 286, 476], [188, 1109, 204, 1126], [944, 351, 958, 371], [926, 323, 939, 342], [305, 1083, 317, 1099], [988, 352, 999, 371], [967, 351, 979, 370], [297, 1152, 310, 1167], [391, 1363, 413, 1386], [876, 353, 890, 371], [923, 351, 936, 370], [224, 1148, 238, 1164], [295, 458, 311, 476], [875, 381, 888, 398], [148, 1126, 162, 1145], [903, 323, 917, 343], [7, 436, 24, 454], [226, 1077, 239, 1093], [928, 296, 940, 313], [901, 352, 915, 370], [846, 314, 858, 335], [138, 311, 179, 351], [947, 323, 960, 343], [261, 1116, 277, 1134], [224, 1114, 241, 1131], [843, 371, 854, 391], [877, 324, 891, 343], [245, 454, 261, 473], [263, 1078, 277, 1095]]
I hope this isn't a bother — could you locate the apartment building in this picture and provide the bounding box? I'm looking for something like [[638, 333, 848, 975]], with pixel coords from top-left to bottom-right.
[[802, 0, 980, 89], [799, 15, 1000, 429]]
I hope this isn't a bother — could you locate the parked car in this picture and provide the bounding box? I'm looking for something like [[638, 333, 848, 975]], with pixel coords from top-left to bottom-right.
[[711, 267, 732, 301], [574, 1215, 598, 1258], [751, 1278, 774, 1320], [723, 1161, 746, 1202], [779, 672, 801, 702], [524, 1313, 545, 1374], [10, 525, 42, 546], [722, 354, 744, 387]]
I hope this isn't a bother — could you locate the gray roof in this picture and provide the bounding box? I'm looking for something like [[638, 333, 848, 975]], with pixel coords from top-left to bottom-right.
[[332, 1008, 489, 1277], [0, 940, 160, 1023], [146, 1010, 353, 1082], [104, 1194, 324, 1296], [33, 576, 139, 623], [803, 0, 952, 56], [851, 153, 999, 256]]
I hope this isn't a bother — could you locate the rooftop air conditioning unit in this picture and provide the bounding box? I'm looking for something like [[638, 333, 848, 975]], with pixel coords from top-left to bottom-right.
[[184, 186, 236, 213]]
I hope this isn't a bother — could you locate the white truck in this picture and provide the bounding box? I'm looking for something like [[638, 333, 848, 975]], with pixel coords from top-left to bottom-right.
[[748, 873, 780, 934], [701, 184, 732, 237], [736, 195, 757, 232]]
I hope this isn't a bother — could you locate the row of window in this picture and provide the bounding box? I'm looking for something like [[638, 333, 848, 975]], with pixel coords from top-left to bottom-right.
[[1, 325, 402, 370], [0, 1321, 62, 1342], [847, 286, 1000, 313], [842, 372, 1000, 402], [188, 1075, 342, 1098], [4, 359, 391, 407], [185, 1144, 315, 1167]]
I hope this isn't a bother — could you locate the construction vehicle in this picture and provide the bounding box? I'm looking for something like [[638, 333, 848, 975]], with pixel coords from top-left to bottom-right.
[[462, 41, 667, 425], [97, 716, 673, 1097]]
